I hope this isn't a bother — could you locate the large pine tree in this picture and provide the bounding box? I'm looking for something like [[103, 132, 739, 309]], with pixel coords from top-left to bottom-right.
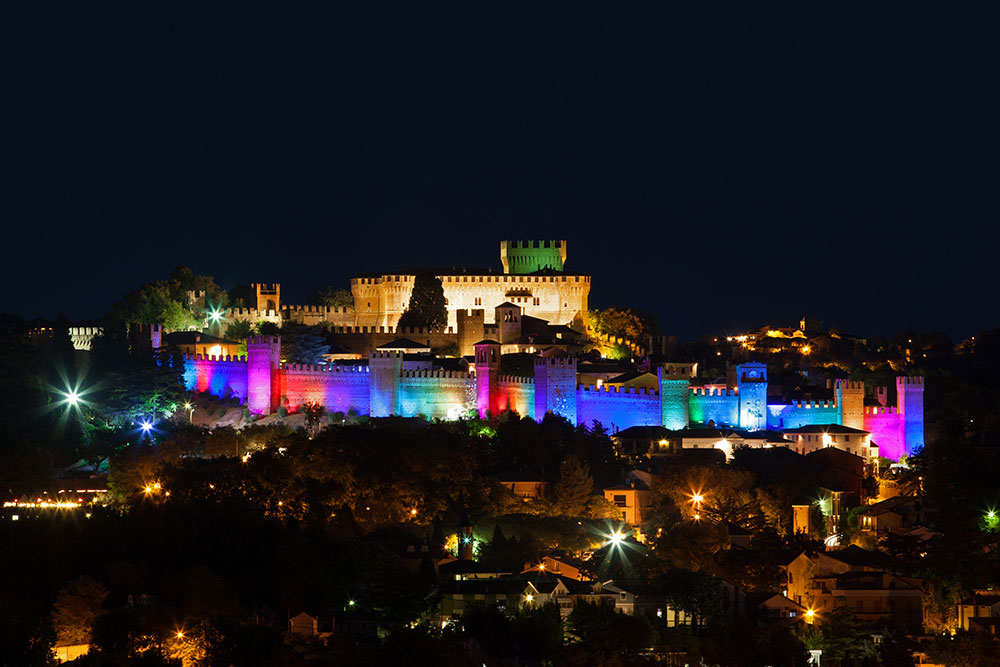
[[397, 273, 447, 329]]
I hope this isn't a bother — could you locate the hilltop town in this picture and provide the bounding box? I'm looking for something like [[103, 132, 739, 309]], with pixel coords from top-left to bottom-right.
[[2, 240, 999, 665]]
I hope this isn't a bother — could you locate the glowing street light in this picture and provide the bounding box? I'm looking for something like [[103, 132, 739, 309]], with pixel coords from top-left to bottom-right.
[[608, 530, 625, 546], [524, 593, 534, 604], [140, 420, 153, 434], [184, 402, 194, 423], [691, 493, 704, 505], [175, 631, 185, 639]]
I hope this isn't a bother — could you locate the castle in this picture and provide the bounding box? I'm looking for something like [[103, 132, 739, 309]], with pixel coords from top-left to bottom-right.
[[221, 240, 590, 335], [181, 308, 924, 460]]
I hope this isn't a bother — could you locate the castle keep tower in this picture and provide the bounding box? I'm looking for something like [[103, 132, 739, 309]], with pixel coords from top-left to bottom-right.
[[247, 336, 281, 415], [474, 340, 501, 418], [896, 376, 925, 455], [737, 362, 768, 431], [500, 240, 566, 274]]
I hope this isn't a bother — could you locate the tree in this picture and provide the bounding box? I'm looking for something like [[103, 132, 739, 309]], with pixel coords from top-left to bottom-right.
[[280, 322, 330, 365], [397, 273, 447, 329], [552, 456, 594, 517], [311, 286, 354, 308], [302, 401, 326, 434], [52, 576, 109, 645]]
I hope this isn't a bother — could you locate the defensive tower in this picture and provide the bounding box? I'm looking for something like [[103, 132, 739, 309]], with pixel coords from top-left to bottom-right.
[[247, 336, 281, 415], [896, 376, 925, 455], [658, 366, 691, 430], [474, 340, 501, 418], [835, 379, 865, 431], [737, 362, 768, 431], [369, 350, 403, 417], [500, 240, 566, 274], [251, 283, 281, 312], [534, 352, 578, 424]]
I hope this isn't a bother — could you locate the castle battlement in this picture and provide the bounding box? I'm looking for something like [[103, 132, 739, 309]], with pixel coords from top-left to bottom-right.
[[791, 399, 835, 409], [579, 384, 659, 396], [400, 369, 473, 379], [865, 405, 900, 415], [835, 379, 865, 390], [690, 387, 737, 397], [227, 307, 280, 318], [534, 356, 577, 367], [282, 304, 354, 314], [369, 350, 403, 360], [896, 376, 924, 387], [498, 375, 534, 385], [186, 353, 247, 363], [503, 239, 564, 249], [247, 336, 280, 346]]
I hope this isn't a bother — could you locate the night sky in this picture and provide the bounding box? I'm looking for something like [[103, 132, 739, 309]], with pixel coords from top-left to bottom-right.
[[3, 4, 997, 341]]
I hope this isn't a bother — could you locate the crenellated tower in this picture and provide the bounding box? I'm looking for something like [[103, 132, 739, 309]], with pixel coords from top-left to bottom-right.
[[456, 308, 486, 357], [896, 376, 925, 455], [247, 336, 281, 415], [534, 352, 578, 424], [369, 350, 403, 417], [474, 340, 501, 418], [658, 366, 691, 430], [737, 362, 768, 431], [835, 379, 865, 431], [500, 240, 566, 274]]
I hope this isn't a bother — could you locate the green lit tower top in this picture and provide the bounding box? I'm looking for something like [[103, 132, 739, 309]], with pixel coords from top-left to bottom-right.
[[500, 240, 566, 274]]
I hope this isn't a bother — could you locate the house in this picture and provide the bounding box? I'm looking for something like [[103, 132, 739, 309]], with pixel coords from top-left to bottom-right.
[[745, 592, 808, 623], [603, 470, 654, 525], [809, 571, 926, 633], [612, 425, 674, 457], [781, 424, 877, 461], [859, 496, 931, 535], [498, 474, 550, 501], [784, 546, 888, 607], [164, 331, 242, 359], [522, 555, 592, 581], [53, 644, 90, 663], [958, 590, 1000, 632], [439, 577, 526, 618], [522, 575, 590, 617], [288, 611, 334, 638]]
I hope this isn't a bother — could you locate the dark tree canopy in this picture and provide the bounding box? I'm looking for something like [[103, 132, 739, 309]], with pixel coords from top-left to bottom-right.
[[311, 286, 354, 309], [397, 273, 447, 329]]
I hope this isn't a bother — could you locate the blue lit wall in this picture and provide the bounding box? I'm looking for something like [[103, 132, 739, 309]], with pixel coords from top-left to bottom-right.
[[688, 391, 739, 426], [577, 386, 661, 431], [767, 403, 839, 429]]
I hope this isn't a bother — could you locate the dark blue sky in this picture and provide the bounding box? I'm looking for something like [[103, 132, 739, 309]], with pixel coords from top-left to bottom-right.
[[2, 3, 996, 341]]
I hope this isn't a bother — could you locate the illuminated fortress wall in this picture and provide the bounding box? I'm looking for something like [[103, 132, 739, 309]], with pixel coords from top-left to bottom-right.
[[497, 377, 536, 420], [687, 388, 740, 426], [182, 354, 249, 403], [180, 341, 924, 460], [766, 401, 840, 429], [398, 371, 474, 421], [576, 385, 660, 431], [276, 364, 371, 415], [352, 272, 590, 332]]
